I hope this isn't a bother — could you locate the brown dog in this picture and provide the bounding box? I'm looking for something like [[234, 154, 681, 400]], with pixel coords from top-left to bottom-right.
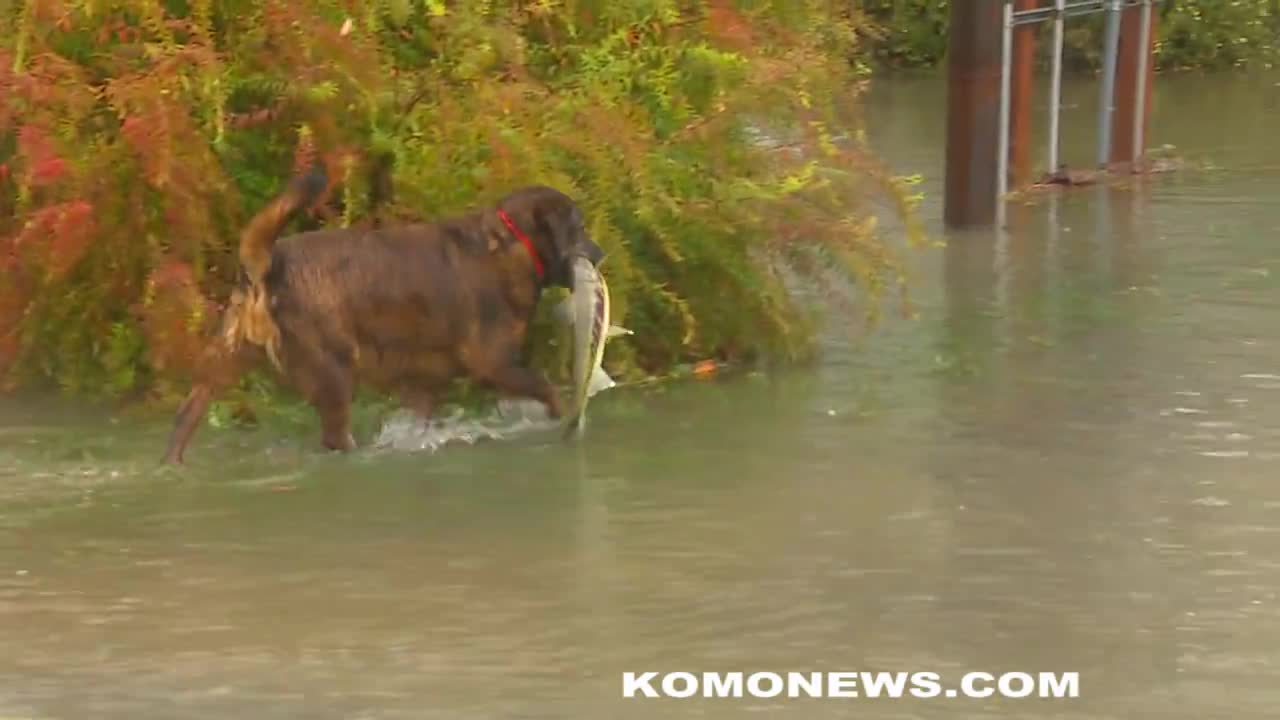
[[161, 162, 604, 464]]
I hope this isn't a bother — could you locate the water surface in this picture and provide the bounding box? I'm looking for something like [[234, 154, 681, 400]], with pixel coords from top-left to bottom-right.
[[3, 70, 1280, 718]]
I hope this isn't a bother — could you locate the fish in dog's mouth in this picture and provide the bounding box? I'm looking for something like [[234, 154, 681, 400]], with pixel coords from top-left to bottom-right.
[[554, 253, 631, 439]]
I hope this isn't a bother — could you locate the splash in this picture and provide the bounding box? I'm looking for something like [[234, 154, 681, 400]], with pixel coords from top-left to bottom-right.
[[372, 399, 556, 453]]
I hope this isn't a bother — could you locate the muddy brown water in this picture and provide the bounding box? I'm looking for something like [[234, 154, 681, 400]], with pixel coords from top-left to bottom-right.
[[2, 70, 1280, 718]]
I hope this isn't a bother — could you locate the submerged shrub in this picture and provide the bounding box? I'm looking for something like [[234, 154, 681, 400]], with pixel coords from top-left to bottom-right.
[[0, 0, 925, 405]]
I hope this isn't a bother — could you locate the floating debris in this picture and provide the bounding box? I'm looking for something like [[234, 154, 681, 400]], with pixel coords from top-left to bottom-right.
[[1198, 450, 1249, 459], [1191, 496, 1232, 507]]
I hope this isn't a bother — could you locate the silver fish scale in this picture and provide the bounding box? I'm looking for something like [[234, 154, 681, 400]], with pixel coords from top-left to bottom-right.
[[590, 281, 606, 351]]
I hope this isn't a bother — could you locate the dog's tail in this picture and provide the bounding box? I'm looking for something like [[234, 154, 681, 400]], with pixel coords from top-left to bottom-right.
[[239, 161, 329, 283]]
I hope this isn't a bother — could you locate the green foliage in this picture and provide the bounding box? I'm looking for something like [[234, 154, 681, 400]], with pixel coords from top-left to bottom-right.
[[1157, 0, 1280, 70], [0, 0, 925, 408], [860, 0, 1280, 71]]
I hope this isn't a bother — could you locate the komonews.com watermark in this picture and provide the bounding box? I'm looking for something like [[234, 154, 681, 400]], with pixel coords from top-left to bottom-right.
[[622, 671, 1079, 700]]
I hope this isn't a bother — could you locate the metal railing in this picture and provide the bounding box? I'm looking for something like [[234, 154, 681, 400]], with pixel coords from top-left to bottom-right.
[[996, 0, 1155, 206]]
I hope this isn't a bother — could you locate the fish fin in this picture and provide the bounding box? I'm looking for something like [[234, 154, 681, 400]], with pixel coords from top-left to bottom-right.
[[606, 325, 633, 338], [552, 295, 575, 326], [586, 366, 616, 397]]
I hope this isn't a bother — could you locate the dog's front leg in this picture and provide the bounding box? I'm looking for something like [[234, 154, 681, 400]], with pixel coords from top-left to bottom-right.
[[481, 365, 563, 420], [399, 385, 436, 424]]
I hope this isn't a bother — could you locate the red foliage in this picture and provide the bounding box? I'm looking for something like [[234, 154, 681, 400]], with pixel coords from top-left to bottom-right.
[[149, 258, 197, 289], [118, 110, 176, 188], [10, 201, 96, 280], [706, 0, 755, 50], [140, 258, 217, 372], [3, 0, 890, 395], [46, 201, 95, 279], [0, 0, 410, 393], [17, 124, 68, 188], [292, 130, 318, 174], [30, 0, 69, 23]]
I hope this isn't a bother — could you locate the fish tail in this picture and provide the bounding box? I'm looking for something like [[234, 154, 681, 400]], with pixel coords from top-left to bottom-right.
[[562, 413, 586, 441]]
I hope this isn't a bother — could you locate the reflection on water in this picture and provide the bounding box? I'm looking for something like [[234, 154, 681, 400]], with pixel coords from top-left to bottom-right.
[[3, 71, 1280, 719]]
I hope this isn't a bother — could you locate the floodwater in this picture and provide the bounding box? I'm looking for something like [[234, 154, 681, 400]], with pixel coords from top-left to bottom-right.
[[3, 70, 1280, 718]]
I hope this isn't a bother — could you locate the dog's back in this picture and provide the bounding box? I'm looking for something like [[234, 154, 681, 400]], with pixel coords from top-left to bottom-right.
[[263, 212, 542, 397]]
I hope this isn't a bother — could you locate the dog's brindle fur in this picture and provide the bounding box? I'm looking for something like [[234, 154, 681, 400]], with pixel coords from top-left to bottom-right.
[[161, 163, 603, 464]]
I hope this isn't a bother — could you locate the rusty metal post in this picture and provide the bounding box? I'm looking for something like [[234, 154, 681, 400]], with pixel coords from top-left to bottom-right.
[[944, 1, 1005, 228], [1008, 0, 1039, 187], [997, 1, 1013, 225], [1110, 0, 1158, 166]]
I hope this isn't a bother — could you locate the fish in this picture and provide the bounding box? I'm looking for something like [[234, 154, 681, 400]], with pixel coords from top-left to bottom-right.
[[555, 254, 632, 439]]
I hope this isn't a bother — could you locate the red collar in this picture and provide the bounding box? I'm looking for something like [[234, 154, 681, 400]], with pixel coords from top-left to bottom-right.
[[497, 209, 544, 280]]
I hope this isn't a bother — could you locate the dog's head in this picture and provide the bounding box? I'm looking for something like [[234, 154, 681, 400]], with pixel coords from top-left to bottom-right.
[[492, 186, 604, 289]]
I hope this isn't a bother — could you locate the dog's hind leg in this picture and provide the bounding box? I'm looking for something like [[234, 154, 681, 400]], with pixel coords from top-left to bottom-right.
[[289, 342, 358, 452], [162, 340, 254, 465]]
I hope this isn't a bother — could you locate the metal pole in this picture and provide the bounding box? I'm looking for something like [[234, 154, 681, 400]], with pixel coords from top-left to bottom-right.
[[1096, 0, 1123, 167], [997, 0, 1014, 222], [1131, 0, 1152, 163], [1048, 0, 1066, 172]]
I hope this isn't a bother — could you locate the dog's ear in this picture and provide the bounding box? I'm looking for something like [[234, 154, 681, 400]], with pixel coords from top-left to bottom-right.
[[532, 199, 569, 259], [539, 199, 587, 287]]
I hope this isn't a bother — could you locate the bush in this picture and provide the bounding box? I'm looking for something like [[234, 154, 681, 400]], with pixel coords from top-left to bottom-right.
[[0, 0, 925, 407], [860, 0, 1280, 71]]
